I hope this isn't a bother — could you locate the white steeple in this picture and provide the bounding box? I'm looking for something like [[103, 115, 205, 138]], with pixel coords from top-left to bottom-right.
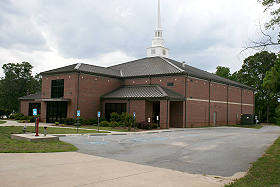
[[147, 0, 169, 58]]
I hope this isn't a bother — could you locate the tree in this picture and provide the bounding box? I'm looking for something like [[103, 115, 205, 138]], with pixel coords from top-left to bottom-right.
[[235, 51, 278, 122], [0, 62, 41, 112], [263, 58, 280, 124], [215, 66, 231, 79]]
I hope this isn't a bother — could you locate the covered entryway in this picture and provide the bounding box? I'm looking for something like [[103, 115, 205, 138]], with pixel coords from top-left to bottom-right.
[[46, 101, 68, 123]]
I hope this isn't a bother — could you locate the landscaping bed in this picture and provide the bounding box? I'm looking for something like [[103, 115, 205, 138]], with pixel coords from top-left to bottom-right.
[[226, 136, 280, 187]]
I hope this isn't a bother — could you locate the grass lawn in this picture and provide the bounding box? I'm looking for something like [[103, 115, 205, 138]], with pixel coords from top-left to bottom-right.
[[25, 126, 109, 134], [0, 126, 77, 153], [229, 124, 263, 129], [0, 120, 7, 124], [225, 137, 280, 187], [58, 125, 135, 132]]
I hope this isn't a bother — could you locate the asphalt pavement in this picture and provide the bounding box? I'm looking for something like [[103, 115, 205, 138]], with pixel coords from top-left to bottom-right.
[[61, 126, 280, 177]]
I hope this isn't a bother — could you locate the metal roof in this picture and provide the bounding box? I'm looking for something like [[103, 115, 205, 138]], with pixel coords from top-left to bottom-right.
[[101, 85, 185, 100], [40, 56, 254, 90], [19, 92, 41, 100]]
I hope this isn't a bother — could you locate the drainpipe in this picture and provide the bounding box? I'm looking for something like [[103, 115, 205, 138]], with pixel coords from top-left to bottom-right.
[[241, 88, 243, 114], [227, 84, 229, 125], [208, 80, 211, 126], [149, 75, 152, 85], [76, 72, 81, 112], [185, 75, 188, 128], [167, 99, 169, 129]]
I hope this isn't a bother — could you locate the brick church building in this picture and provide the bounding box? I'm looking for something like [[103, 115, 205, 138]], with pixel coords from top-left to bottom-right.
[[19, 0, 255, 128]]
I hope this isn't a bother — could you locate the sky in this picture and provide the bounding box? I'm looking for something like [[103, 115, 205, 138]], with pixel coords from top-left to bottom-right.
[[0, 0, 274, 77]]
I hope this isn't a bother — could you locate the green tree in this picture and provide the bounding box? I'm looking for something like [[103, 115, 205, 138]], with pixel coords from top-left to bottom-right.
[[215, 66, 231, 79], [0, 62, 41, 112], [235, 51, 277, 122]]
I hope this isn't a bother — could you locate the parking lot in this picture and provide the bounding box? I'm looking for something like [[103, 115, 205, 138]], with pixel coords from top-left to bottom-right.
[[61, 126, 280, 177]]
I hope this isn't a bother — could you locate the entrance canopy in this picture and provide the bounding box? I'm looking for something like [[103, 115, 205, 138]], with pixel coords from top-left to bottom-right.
[[101, 85, 185, 101]]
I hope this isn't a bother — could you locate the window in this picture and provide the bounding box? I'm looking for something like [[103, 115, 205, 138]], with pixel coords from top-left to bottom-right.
[[51, 79, 64, 98], [151, 49, 156, 55], [167, 82, 174, 87], [105, 103, 127, 120]]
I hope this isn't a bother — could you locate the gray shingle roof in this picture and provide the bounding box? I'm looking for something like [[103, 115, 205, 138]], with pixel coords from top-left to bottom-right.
[[110, 57, 183, 77], [101, 85, 185, 100], [41, 63, 121, 77], [19, 92, 41, 100], [40, 56, 254, 90]]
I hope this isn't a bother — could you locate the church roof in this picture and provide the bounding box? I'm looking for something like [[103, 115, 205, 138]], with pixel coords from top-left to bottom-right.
[[19, 92, 41, 100], [40, 56, 254, 90], [101, 85, 185, 100]]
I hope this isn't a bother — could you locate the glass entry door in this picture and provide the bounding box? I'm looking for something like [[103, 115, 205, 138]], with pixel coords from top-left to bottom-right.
[[46, 102, 67, 123]]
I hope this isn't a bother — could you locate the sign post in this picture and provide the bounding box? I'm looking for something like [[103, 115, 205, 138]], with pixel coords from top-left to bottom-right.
[[97, 112, 101, 132], [133, 112, 136, 132], [156, 116, 159, 129], [33, 109, 39, 136], [76, 110, 81, 133]]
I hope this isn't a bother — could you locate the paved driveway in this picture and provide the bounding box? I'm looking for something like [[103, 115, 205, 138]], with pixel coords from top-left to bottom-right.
[[61, 126, 280, 177]]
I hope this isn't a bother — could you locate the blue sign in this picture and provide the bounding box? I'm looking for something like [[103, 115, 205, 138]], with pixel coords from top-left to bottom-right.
[[77, 110, 81, 117], [33, 109, 37, 116], [98, 112, 101, 118], [133, 112, 136, 118]]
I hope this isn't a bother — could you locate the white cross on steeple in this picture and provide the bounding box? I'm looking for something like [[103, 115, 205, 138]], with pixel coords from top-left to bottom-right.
[[147, 0, 169, 58]]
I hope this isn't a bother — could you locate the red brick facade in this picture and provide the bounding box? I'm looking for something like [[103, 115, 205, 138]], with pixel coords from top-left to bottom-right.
[[21, 73, 255, 129]]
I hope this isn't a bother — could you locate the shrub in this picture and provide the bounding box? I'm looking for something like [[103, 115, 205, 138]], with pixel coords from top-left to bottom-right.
[[100, 121, 110, 127], [88, 118, 98, 125], [59, 118, 65, 124], [137, 122, 158, 130], [100, 116, 106, 122], [27, 116, 35, 122], [110, 121, 119, 128], [110, 112, 120, 122], [65, 118, 75, 125], [19, 116, 28, 120], [275, 105, 280, 126], [13, 113, 24, 120]]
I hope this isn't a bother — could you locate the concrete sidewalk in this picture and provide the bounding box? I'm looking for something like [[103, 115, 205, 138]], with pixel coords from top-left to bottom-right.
[[0, 152, 225, 187]]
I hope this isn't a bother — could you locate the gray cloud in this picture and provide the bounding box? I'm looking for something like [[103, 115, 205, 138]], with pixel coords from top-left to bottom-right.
[[0, 0, 274, 77]]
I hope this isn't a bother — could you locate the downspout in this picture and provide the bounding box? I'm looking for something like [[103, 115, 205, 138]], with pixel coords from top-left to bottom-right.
[[185, 75, 188, 128], [227, 84, 229, 125], [208, 80, 211, 126], [76, 72, 81, 112], [149, 75, 152, 85], [167, 99, 169, 129], [241, 88, 243, 114]]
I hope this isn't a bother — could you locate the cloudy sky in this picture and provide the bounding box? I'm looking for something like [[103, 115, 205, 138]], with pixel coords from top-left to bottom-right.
[[0, 0, 273, 77]]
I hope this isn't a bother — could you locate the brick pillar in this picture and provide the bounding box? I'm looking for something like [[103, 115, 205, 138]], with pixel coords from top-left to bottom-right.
[[41, 102, 47, 122], [160, 100, 170, 129]]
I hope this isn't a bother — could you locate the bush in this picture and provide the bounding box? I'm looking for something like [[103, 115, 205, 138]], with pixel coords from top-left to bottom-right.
[[110, 121, 119, 128], [275, 105, 280, 126], [137, 122, 158, 130], [110, 112, 120, 122], [100, 116, 106, 122], [59, 118, 65, 124], [19, 116, 28, 120], [100, 121, 110, 127], [88, 118, 98, 125], [65, 118, 75, 125], [0, 109, 12, 118], [27, 116, 35, 122], [12, 113, 24, 120]]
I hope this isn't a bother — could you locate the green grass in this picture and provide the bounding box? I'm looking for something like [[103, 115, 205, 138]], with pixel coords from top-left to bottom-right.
[[59, 125, 131, 132], [0, 120, 6, 124], [229, 124, 263, 129], [25, 126, 109, 134], [0, 126, 77, 153], [225, 137, 280, 187]]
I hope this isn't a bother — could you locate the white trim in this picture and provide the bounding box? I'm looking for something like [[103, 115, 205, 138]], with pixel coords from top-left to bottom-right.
[[186, 98, 254, 106], [160, 57, 185, 72]]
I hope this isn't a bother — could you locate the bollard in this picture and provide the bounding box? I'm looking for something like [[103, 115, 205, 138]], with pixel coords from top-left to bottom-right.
[[23, 125, 27, 134], [44, 127, 47, 136]]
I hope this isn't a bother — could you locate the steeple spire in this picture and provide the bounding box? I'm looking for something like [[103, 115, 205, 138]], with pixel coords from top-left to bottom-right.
[[157, 0, 161, 29], [147, 0, 169, 58]]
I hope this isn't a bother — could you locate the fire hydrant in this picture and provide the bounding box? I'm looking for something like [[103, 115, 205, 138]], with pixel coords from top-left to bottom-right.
[[44, 127, 48, 136]]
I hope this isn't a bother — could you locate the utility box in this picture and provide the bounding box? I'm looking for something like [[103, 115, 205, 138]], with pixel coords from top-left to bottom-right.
[[241, 114, 254, 125]]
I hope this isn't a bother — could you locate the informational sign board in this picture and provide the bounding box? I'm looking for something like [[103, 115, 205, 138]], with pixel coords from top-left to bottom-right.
[[33, 109, 37, 116], [133, 112, 136, 118], [148, 118, 151, 123], [156, 116, 159, 121], [98, 111, 101, 118], [77, 110, 81, 117]]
